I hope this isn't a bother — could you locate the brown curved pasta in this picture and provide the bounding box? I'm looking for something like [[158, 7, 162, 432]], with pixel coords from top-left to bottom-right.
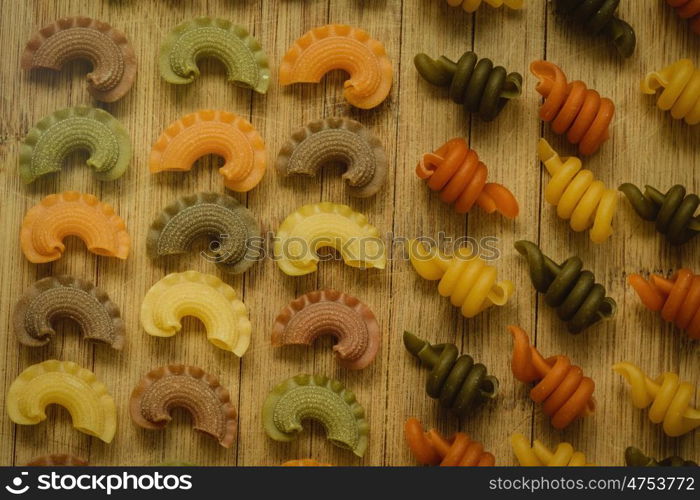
[[26, 454, 88, 466]]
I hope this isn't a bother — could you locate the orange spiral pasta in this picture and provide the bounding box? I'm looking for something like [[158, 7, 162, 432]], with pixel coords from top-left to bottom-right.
[[417, 138, 519, 218], [530, 61, 614, 155], [404, 418, 495, 466], [666, 0, 700, 35], [509, 325, 595, 429], [628, 269, 700, 340]]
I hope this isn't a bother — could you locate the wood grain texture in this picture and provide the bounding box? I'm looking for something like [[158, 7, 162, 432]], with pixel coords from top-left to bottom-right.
[[0, 0, 697, 466]]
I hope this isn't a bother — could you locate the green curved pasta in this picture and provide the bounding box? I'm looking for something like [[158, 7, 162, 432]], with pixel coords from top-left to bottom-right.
[[414, 51, 522, 121], [403, 331, 498, 417], [514, 240, 616, 333], [262, 374, 369, 457], [619, 183, 700, 246], [19, 107, 131, 184], [159, 17, 270, 94], [625, 447, 697, 467]]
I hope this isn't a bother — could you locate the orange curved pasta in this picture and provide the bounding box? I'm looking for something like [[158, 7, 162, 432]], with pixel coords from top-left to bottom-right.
[[21, 192, 130, 263], [509, 325, 595, 429], [530, 61, 614, 155], [404, 418, 495, 466], [666, 0, 700, 35], [279, 24, 393, 109], [281, 459, 332, 466], [629, 269, 700, 340], [149, 110, 266, 192], [417, 138, 519, 218]]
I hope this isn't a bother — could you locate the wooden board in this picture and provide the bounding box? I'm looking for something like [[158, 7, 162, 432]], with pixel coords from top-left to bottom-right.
[[0, 0, 697, 466]]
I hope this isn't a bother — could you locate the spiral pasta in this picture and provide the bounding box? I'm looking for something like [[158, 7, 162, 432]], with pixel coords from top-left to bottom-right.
[[444, 0, 523, 12], [514, 240, 616, 333], [414, 51, 522, 122], [403, 331, 499, 417], [511, 433, 594, 466], [619, 183, 700, 245], [666, 0, 700, 35], [625, 447, 697, 467], [538, 139, 617, 243], [509, 325, 596, 429], [531, 60, 614, 155], [641, 59, 700, 125], [613, 362, 700, 437], [408, 240, 514, 318], [417, 138, 519, 218], [405, 418, 495, 466]]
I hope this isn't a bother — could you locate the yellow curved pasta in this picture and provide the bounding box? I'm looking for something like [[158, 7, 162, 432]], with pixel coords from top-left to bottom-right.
[[538, 139, 617, 244], [613, 362, 700, 437], [140, 270, 251, 356], [446, 0, 524, 12], [274, 202, 386, 276], [408, 240, 513, 318], [511, 433, 594, 466], [6, 360, 116, 443], [641, 59, 700, 125]]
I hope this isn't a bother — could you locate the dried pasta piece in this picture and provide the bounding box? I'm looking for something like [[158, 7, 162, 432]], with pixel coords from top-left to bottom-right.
[[279, 24, 393, 109], [445, 0, 523, 12], [149, 110, 266, 192], [7, 360, 116, 443], [140, 271, 251, 356], [21, 191, 130, 264], [666, 0, 700, 35], [159, 17, 270, 93], [129, 364, 237, 448], [625, 447, 697, 467], [641, 59, 700, 125], [272, 289, 380, 370], [531, 60, 614, 155], [405, 418, 495, 466], [13, 275, 124, 349], [407, 240, 513, 318], [417, 138, 518, 218], [21, 16, 136, 102], [263, 374, 369, 457], [26, 454, 88, 466], [403, 331, 498, 417], [274, 202, 386, 276], [276, 117, 387, 198], [619, 183, 700, 245], [146, 192, 260, 274], [281, 459, 332, 467], [509, 325, 595, 429], [19, 107, 131, 184], [511, 433, 594, 466], [613, 362, 700, 437]]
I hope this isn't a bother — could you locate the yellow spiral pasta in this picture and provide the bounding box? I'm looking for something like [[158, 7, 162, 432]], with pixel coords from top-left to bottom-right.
[[408, 240, 513, 318], [538, 138, 617, 244], [511, 433, 594, 466], [446, 0, 524, 12], [641, 59, 700, 125], [613, 362, 700, 437]]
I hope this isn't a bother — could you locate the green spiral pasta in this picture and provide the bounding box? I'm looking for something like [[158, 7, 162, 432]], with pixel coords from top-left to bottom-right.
[[625, 447, 697, 467], [414, 51, 522, 121], [514, 240, 616, 333], [403, 331, 499, 417]]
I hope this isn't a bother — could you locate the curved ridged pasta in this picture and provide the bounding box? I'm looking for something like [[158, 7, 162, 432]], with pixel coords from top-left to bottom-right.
[[141, 271, 251, 356], [26, 454, 88, 466], [7, 360, 116, 443], [538, 139, 617, 243], [403, 331, 499, 416], [417, 138, 519, 218], [414, 51, 522, 122], [666, 0, 700, 35], [641, 59, 700, 125], [531, 60, 614, 155], [515, 240, 616, 333], [282, 459, 332, 467], [629, 269, 700, 340], [509, 325, 595, 429], [613, 362, 700, 437], [445, 0, 523, 12], [625, 446, 698, 467], [21, 16, 136, 102], [149, 110, 266, 192], [19, 107, 131, 184], [619, 183, 700, 245], [274, 202, 386, 276], [408, 240, 514, 317], [511, 433, 594, 466], [21, 191, 130, 263], [159, 17, 270, 93], [405, 418, 495, 466], [279, 24, 393, 109], [262, 374, 369, 457]]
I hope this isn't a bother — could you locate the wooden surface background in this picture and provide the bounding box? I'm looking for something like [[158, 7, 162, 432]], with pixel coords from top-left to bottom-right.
[[0, 0, 698, 467]]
